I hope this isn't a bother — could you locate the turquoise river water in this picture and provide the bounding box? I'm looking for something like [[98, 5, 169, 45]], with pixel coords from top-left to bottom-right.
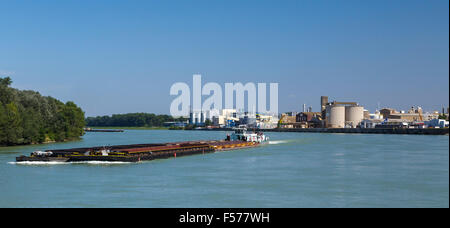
[[0, 130, 448, 208]]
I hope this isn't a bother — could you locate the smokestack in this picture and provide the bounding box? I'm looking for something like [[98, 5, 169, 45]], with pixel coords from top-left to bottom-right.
[[321, 96, 328, 112], [303, 104, 306, 112], [321, 96, 328, 121]]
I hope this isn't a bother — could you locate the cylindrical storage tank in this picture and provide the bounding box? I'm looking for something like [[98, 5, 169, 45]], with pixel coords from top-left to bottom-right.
[[326, 105, 345, 128], [345, 106, 364, 128]]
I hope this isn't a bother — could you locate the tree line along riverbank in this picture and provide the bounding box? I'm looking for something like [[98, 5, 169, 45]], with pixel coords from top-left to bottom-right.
[[0, 77, 85, 146], [85, 113, 187, 128]]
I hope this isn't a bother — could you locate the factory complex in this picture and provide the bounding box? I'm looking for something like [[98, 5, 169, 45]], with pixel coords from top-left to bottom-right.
[[166, 96, 449, 130], [279, 96, 449, 129]]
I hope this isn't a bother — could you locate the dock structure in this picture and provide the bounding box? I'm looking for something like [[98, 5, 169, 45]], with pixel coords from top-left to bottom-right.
[[84, 129, 125, 132], [201, 128, 449, 135]]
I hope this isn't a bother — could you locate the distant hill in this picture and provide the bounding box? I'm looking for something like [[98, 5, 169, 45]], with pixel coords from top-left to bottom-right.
[[0, 77, 85, 146]]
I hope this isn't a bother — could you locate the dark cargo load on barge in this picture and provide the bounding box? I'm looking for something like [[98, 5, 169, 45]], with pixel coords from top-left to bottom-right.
[[16, 141, 218, 162], [15, 128, 269, 163]]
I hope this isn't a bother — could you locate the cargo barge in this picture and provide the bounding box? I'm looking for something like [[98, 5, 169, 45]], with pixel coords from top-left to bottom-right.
[[84, 128, 125, 132], [16, 128, 269, 163]]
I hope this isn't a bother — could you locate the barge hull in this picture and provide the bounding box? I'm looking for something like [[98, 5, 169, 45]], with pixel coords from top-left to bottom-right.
[[16, 156, 70, 162], [67, 155, 147, 162], [15, 140, 261, 163]]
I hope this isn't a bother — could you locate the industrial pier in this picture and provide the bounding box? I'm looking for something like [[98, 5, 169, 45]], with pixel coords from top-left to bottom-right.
[[201, 128, 449, 135]]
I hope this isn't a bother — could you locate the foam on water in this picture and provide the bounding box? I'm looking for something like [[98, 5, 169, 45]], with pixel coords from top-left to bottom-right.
[[9, 161, 132, 165], [269, 140, 288, 145], [71, 161, 132, 165], [9, 161, 69, 165]]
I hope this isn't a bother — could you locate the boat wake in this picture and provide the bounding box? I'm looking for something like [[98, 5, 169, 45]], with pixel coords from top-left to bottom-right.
[[71, 161, 132, 165], [9, 161, 132, 165], [9, 161, 69, 165], [268, 140, 288, 145]]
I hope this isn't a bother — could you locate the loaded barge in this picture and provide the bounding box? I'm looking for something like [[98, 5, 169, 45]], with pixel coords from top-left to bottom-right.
[[16, 128, 269, 163], [84, 128, 125, 132]]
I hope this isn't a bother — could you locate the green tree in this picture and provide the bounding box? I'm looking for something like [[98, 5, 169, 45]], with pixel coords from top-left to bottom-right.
[[0, 102, 7, 144], [0, 77, 85, 146], [0, 77, 12, 87], [3, 102, 23, 145], [61, 101, 85, 138], [0, 77, 13, 105]]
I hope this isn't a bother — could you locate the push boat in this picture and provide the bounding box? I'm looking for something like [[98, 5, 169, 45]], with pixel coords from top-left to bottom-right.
[[16, 128, 269, 163]]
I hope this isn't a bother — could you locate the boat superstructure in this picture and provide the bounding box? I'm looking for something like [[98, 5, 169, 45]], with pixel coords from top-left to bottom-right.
[[227, 127, 269, 143]]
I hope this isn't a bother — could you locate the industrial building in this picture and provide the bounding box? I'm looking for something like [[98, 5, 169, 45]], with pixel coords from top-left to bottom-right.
[[187, 95, 448, 131], [426, 119, 449, 128], [277, 96, 364, 129], [211, 109, 238, 127], [380, 108, 397, 119], [189, 109, 218, 125], [323, 99, 364, 128], [286, 96, 446, 130]]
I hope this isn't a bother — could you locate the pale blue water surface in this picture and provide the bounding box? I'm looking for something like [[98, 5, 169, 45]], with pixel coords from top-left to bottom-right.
[[0, 130, 448, 208]]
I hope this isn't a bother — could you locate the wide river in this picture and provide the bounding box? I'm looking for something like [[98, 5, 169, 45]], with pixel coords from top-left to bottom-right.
[[0, 130, 448, 208]]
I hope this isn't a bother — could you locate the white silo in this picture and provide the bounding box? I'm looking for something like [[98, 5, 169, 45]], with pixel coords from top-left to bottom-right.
[[326, 105, 345, 128], [345, 106, 364, 128]]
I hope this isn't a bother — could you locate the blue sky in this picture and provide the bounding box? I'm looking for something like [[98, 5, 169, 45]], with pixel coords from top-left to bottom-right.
[[1, 0, 448, 116]]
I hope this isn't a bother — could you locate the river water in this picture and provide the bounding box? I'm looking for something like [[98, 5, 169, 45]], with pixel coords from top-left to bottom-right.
[[0, 130, 448, 208]]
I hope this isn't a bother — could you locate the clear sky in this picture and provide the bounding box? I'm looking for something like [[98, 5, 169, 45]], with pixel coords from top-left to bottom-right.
[[1, 0, 448, 117]]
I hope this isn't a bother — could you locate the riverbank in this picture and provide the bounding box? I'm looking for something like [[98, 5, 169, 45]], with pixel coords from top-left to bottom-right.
[[0, 136, 83, 147], [198, 127, 449, 135]]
